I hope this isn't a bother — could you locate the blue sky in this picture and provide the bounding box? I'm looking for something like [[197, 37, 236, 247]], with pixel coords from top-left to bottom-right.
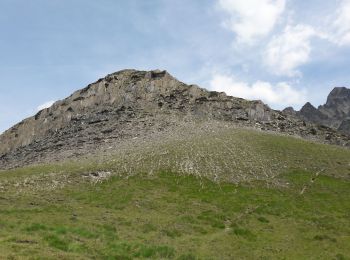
[[1, 0, 350, 133]]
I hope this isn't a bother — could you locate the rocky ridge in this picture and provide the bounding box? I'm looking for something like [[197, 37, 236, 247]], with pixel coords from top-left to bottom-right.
[[290, 87, 350, 134], [1, 69, 349, 169]]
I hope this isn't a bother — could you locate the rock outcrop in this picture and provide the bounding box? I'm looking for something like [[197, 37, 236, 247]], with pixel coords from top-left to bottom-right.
[[298, 87, 350, 134], [1, 70, 349, 169]]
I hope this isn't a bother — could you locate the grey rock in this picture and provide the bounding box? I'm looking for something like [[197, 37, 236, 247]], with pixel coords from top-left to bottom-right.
[[338, 118, 350, 134], [297, 87, 350, 134], [0, 70, 349, 169], [282, 107, 297, 116]]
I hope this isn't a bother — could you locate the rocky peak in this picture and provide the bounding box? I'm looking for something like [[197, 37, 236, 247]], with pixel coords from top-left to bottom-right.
[[0, 69, 271, 157], [325, 87, 350, 107], [1, 70, 349, 169], [321, 87, 350, 117], [299, 102, 327, 122], [294, 87, 350, 134], [282, 107, 297, 118], [283, 106, 295, 112], [300, 102, 317, 112]]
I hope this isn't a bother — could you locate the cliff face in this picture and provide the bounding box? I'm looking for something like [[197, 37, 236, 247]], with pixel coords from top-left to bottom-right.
[[299, 87, 350, 134], [0, 70, 272, 156], [0, 70, 349, 169]]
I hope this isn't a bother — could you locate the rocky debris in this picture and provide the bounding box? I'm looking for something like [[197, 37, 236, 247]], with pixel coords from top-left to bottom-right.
[[297, 87, 350, 134], [82, 171, 112, 183], [0, 69, 349, 169]]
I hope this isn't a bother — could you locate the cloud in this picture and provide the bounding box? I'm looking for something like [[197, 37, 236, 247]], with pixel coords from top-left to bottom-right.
[[331, 0, 350, 46], [264, 24, 320, 77], [209, 74, 307, 108], [37, 101, 55, 111], [218, 0, 286, 44]]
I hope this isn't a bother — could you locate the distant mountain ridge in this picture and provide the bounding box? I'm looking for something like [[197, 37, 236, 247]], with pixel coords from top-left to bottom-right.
[[1, 70, 349, 169], [284, 87, 350, 134]]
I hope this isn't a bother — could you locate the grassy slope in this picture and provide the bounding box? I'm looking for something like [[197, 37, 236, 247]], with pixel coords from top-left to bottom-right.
[[0, 128, 349, 259]]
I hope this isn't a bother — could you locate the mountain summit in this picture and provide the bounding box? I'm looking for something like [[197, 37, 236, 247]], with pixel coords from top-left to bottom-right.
[[298, 87, 350, 134], [0, 70, 349, 169]]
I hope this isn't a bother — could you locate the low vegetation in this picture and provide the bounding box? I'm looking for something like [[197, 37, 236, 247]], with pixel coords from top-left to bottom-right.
[[0, 128, 349, 259]]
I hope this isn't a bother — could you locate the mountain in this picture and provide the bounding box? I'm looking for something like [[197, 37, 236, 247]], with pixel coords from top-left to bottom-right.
[[297, 87, 350, 134], [0, 70, 349, 169], [1, 70, 350, 259]]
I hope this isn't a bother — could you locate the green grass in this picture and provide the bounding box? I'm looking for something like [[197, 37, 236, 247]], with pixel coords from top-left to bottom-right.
[[0, 128, 349, 259], [0, 171, 349, 259]]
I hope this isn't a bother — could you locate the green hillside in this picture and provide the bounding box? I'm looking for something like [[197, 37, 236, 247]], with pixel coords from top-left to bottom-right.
[[0, 128, 349, 259]]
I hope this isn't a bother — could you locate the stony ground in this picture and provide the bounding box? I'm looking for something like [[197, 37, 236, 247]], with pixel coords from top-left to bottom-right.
[[2, 124, 349, 186], [0, 127, 349, 259]]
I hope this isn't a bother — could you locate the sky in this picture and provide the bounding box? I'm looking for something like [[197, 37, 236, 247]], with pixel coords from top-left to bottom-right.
[[0, 0, 350, 133]]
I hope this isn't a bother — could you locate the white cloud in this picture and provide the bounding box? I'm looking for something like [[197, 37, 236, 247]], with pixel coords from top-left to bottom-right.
[[218, 0, 286, 44], [264, 24, 319, 77], [331, 0, 350, 46], [209, 74, 307, 108], [37, 101, 55, 111]]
